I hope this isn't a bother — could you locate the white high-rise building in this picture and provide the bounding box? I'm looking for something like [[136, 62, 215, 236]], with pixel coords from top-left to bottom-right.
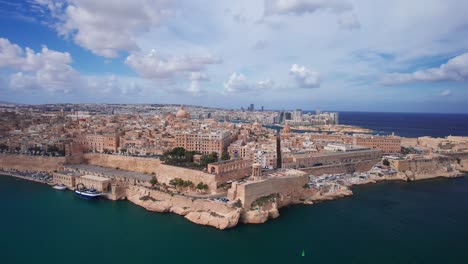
[[292, 109, 303, 122]]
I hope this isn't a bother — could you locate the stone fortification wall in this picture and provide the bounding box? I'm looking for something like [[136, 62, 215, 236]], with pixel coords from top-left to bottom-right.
[[214, 168, 251, 184], [391, 155, 462, 180], [208, 159, 252, 184], [154, 164, 218, 192], [82, 154, 161, 172], [391, 155, 453, 172], [64, 153, 84, 164], [0, 154, 66, 172], [444, 152, 468, 160], [300, 159, 378, 176], [283, 149, 382, 169], [81, 154, 217, 192], [231, 175, 309, 210]]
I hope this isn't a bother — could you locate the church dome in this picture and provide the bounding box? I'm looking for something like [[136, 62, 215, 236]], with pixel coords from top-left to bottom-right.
[[176, 106, 190, 119]]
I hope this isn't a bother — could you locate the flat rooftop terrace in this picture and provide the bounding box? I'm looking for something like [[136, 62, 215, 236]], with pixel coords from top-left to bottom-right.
[[80, 174, 111, 182], [66, 164, 152, 182]]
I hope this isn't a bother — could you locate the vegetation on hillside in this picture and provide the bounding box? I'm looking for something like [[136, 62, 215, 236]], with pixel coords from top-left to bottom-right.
[[161, 147, 219, 170]]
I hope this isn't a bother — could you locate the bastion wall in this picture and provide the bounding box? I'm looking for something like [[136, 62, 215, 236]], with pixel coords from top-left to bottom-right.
[[81, 154, 218, 192], [391, 156, 454, 172], [0, 154, 66, 172], [300, 159, 378, 176], [230, 175, 309, 210]]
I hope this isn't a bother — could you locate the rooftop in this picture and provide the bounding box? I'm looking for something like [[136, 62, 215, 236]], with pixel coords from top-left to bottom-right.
[[80, 174, 111, 182]]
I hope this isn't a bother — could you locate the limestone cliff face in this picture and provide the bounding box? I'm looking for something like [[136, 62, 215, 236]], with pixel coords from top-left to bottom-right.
[[185, 210, 240, 230], [125, 186, 240, 230], [303, 189, 353, 204], [240, 210, 269, 224]]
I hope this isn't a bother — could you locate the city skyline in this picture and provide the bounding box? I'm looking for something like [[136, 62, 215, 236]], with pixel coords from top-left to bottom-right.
[[1, 0, 468, 113]]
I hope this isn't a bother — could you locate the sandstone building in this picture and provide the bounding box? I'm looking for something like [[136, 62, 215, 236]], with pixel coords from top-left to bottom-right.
[[174, 130, 231, 155]]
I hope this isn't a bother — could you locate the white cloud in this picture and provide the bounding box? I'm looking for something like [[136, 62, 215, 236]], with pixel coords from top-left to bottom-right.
[[225, 8, 247, 23], [252, 39, 268, 50], [441, 89, 452, 97], [86, 75, 143, 95], [187, 71, 209, 96], [189, 71, 210, 81], [9, 72, 38, 90], [338, 13, 360, 30], [223, 73, 275, 94], [264, 0, 353, 16], [126, 49, 222, 79], [34, 0, 174, 57], [290, 64, 321, 88], [7, 0, 468, 111], [0, 38, 148, 96], [0, 37, 80, 93], [382, 52, 468, 85], [187, 80, 203, 96], [0, 38, 24, 67], [224, 73, 249, 93]]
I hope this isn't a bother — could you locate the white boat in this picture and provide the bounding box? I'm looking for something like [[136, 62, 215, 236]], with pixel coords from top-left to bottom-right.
[[52, 184, 67, 191]]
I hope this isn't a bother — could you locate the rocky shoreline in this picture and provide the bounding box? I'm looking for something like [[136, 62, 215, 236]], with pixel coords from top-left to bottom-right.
[[121, 171, 465, 229], [1, 168, 465, 230]]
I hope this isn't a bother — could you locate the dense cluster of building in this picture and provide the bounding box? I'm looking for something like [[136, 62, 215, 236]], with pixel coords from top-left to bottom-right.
[[2, 103, 468, 230], [0, 104, 401, 166]]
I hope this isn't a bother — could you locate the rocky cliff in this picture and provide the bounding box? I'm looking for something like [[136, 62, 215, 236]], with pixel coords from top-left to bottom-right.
[[125, 186, 240, 230]]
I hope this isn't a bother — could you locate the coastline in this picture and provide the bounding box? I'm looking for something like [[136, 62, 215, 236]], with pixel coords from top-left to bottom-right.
[[1, 165, 465, 230], [290, 124, 373, 133], [0, 172, 53, 185]]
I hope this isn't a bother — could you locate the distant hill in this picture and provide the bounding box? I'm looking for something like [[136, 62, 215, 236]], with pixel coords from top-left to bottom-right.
[[0, 101, 21, 106]]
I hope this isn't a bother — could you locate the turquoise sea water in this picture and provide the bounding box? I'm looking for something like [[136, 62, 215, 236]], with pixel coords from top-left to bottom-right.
[[1, 175, 468, 264]]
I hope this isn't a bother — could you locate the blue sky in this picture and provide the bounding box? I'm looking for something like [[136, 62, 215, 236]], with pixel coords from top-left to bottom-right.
[[0, 0, 468, 113]]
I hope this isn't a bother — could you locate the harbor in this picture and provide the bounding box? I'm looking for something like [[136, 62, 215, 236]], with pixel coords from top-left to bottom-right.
[[2, 172, 468, 264]]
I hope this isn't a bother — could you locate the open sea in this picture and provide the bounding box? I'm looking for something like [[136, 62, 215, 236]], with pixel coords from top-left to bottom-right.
[[338, 111, 468, 138], [1, 112, 468, 264]]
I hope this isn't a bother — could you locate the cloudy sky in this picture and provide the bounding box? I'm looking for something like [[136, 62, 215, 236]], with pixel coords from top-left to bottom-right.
[[0, 0, 468, 113]]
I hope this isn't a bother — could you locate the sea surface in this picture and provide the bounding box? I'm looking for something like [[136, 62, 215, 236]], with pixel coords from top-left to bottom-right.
[[2, 112, 468, 264], [338, 112, 468, 138]]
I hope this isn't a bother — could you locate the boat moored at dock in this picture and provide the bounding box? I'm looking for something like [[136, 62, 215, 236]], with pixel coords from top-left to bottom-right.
[[74, 183, 102, 199], [52, 184, 67, 191], [74, 188, 102, 199]]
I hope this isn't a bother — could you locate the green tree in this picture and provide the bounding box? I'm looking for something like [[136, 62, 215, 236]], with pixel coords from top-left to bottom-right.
[[183, 180, 193, 188], [200, 153, 217, 166], [169, 178, 178, 187], [382, 159, 390, 166], [184, 151, 199, 162], [171, 147, 186, 158], [169, 178, 184, 187], [150, 176, 158, 186], [221, 152, 230, 161], [196, 182, 208, 191]]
